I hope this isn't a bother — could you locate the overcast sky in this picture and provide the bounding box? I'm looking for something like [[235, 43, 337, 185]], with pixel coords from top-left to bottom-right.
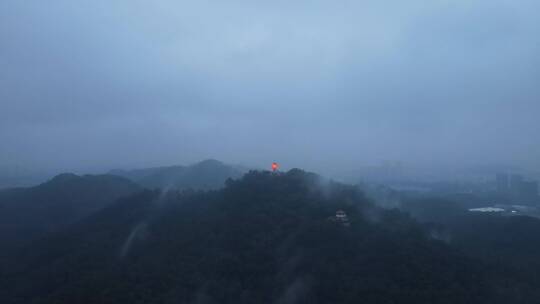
[[1, 0, 539, 175]]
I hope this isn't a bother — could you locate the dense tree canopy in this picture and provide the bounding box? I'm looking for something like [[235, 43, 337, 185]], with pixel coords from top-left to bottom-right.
[[0, 173, 140, 252], [2, 170, 540, 303]]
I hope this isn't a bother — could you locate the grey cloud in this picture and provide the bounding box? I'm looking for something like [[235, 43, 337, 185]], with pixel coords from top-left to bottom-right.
[[1, 0, 539, 174]]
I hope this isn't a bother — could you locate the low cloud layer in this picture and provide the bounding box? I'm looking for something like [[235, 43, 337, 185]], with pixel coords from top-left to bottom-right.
[[1, 0, 539, 174]]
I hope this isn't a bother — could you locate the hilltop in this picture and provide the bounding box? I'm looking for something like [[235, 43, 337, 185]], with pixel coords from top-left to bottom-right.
[[0, 173, 140, 251], [2, 169, 539, 303], [109, 159, 245, 190]]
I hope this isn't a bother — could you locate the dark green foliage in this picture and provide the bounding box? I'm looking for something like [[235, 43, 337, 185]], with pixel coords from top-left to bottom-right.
[[0, 173, 141, 251], [2, 170, 540, 303], [401, 197, 468, 224]]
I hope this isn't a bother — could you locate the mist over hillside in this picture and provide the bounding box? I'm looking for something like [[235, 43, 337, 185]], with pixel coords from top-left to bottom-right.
[[0, 159, 248, 255], [2, 0, 539, 303], [2, 169, 540, 303], [0, 174, 141, 252], [109, 159, 245, 190]]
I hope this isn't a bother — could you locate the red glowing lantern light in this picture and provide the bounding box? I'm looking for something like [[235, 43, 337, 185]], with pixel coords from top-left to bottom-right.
[[271, 162, 279, 172]]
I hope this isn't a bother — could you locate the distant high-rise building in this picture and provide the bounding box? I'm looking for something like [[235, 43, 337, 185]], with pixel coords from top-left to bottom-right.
[[510, 174, 524, 189], [496, 173, 509, 193], [519, 181, 538, 203], [503, 174, 540, 204], [495, 173, 539, 205], [510, 174, 524, 197]]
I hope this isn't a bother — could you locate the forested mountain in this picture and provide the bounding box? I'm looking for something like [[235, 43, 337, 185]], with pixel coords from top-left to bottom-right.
[[109, 159, 244, 190], [402, 198, 540, 281], [0, 173, 140, 251], [2, 169, 540, 304]]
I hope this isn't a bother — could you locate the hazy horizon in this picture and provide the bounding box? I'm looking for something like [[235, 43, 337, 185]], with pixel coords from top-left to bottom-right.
[[2, 0, 539, 176]]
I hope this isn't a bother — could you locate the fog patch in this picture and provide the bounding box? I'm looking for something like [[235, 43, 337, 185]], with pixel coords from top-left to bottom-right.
[[428, 226, 452, 243], [119, 221, 149, 258], [275, 277, 311, 304]]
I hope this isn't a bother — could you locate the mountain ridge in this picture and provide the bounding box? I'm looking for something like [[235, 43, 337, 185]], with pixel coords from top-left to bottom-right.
[[0, 173, 141, 251], [109, 159, 245, 190], [3, 169, 539, 303]]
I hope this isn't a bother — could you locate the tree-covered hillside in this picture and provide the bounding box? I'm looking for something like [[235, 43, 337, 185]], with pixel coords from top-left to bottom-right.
[[2, 169, 540, 303], [0, 173, 140, 251], [109, 159, 244, 190]]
